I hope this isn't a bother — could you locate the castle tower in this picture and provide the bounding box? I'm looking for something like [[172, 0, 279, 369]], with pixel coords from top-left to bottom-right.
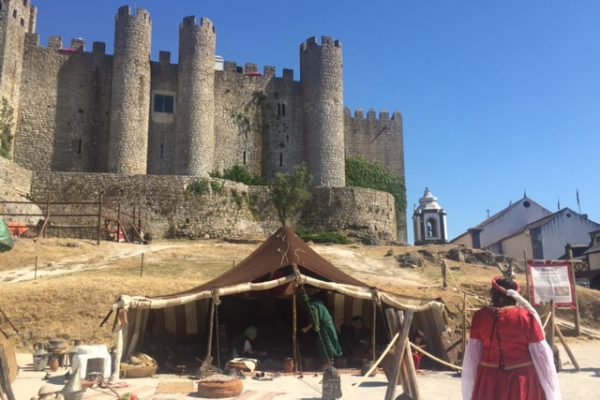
[[175, 16, 216, 176], [413, 187, 448, 245], [300, 36, 345, 187], [0, 0, 37, 152], [107, 6, 152, 174]]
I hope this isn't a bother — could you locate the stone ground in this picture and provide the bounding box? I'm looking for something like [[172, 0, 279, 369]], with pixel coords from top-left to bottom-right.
[[11, 341, 600, 399]]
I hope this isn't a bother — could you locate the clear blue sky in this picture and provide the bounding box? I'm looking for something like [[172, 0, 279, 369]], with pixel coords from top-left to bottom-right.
[[34, 0, 600, 243]]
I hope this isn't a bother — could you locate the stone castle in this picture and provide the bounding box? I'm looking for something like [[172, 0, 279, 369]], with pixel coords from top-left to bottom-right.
[[0, 2, 407, 242]]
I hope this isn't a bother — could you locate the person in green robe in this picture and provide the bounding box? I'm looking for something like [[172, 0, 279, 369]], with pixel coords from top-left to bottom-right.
[[301, 292, 342, 369]]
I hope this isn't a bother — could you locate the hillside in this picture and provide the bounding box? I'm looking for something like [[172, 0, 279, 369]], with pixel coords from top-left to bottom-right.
[[1, 237, 599, 350]]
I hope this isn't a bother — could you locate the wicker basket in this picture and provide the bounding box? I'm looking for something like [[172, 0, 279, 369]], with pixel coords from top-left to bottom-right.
[[120, 362, 158, 379]]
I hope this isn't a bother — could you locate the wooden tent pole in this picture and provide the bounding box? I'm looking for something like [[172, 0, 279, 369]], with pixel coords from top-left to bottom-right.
[[292, 289, 298, 373], [554, 322, 580, 371], [204, 295, 216, 364], [371, 289, 377, 361], [384, 309, 414, 400]]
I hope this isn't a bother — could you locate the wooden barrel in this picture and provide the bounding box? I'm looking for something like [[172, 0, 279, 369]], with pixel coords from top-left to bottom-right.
[[197, 374, 243, 398]]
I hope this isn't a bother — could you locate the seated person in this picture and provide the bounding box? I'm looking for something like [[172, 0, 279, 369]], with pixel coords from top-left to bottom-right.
[[232, 326, 267, 358], [410, 329, 427, 370], [340, 316, 371, 366]]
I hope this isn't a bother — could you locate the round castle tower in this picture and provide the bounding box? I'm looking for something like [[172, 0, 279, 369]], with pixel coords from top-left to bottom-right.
[[107, 6, 152, 174], [300, 36, 345, 187], [175, 16, 216, 176]]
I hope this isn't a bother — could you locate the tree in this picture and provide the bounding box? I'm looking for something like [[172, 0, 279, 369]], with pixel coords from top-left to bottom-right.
[[270, 165, 312, 226]]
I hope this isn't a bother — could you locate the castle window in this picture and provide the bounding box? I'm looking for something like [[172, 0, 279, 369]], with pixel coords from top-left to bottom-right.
[[277, 103, 286, 117], [243, 151, 246, 165], [279, 153, 283, 167], [77, 139, 82, 154], [160, 143, 164, 159], [154, 94, 174, 113], [23, 0, 28, 6], [20, 17, 24, 27], [13, 9, 17, 18]]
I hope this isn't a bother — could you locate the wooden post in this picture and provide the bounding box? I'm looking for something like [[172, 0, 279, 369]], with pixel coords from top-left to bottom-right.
[[384, 309, 415, 400], [205, 297, 216, 364], [117, 203, 121, 242], [441, 260, 448, 289], [34, 256, 38, 280], [97, 193, 103, 245], [140, 253, 144, 278], [569, 259, 581, 336], [43, 194, 50, 238], [292, 289, 298, 373], [554, 323, 580, 371], [371, 296, 377, 361], [462, 292, 467, 360], [0, 346, 16, 400], [523, 250, 530, 299], [548, 300, 555, 350]]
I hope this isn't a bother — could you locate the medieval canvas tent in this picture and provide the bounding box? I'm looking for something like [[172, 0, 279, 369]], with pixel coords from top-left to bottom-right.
[[112, 226, 447, 373]]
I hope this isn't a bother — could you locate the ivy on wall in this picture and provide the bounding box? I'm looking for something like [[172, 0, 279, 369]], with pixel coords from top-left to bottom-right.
[[0, 99, 14, 160], [345, 155, 407, 219], [210, 164, 266, 186]]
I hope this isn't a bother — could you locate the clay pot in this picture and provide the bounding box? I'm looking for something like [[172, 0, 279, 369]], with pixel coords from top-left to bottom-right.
[[283, 357, 294, 373], [197, 375, 243, 398]]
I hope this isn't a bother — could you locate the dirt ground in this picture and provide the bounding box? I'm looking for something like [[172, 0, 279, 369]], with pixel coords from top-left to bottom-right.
[[1, 237, 599, 350]]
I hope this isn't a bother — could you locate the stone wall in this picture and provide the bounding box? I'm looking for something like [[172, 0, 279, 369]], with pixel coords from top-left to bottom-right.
[[28, 171, 397, 242], [0, 156, 32, 198]]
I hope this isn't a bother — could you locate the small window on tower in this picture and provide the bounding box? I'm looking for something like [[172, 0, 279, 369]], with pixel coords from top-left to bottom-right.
[[243, 151, 246, 165], [160, 143, 164, 159], [154, 94, 174, 113], [13, 9, 17, 18], [20, 17, 24, 27], [279, 153, 283, 167]]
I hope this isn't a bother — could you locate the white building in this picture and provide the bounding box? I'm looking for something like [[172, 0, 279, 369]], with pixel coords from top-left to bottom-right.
[[413, 188, 448, 245]]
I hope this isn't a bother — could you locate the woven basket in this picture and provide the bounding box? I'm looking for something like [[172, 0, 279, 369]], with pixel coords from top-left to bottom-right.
[[197, 375, 243, 398], [120, 363, 158, 379]]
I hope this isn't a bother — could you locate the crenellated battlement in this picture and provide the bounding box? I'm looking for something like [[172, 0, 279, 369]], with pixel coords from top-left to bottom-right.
[[116, 6, 151, 23], [221, 60, 295, 80], [180, 16, 215, 33], [300, 35, 342, 52], [346, 107, 402, 122]]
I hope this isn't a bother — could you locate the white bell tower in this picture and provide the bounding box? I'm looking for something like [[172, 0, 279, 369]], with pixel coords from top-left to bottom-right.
[[413, 187, 448, 245]]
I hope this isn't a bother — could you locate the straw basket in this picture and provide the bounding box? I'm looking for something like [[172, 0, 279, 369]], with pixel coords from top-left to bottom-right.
[[120, 362, 158, 379]]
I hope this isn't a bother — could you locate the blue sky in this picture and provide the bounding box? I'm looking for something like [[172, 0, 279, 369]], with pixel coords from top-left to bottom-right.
[[34, 0, 600, 243]]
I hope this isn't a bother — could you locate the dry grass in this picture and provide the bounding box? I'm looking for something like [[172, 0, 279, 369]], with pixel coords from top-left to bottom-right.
[[1, 238, 599, 351]]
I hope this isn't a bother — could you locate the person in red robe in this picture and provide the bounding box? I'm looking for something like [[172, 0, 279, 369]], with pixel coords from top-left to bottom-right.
[[461, 276, 561, 400]]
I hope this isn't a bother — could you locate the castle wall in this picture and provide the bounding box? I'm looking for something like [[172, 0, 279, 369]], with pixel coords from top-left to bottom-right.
[[0, 0, 34, 120], [0, 156, 31, 198], [28, 171, 396, 242], [107, 6, 151, 174], [148, 56, 177, 175], [14, 38, 113, 172], [344, 109, 404, 178], [213, 65, 304, 179]]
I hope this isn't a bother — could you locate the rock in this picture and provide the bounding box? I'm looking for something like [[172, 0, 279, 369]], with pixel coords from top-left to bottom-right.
[[203, 234, 210, 239], [446, 248, 465, 262], [418, 249, 439, 262], [396, 253, 423, 268], [475, 250, 496, 266], [65, 242, 79, 248], [385, 249, 394, 257]]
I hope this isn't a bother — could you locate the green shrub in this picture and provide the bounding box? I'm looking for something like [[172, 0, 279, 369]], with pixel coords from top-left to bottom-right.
[[345, 155, 406, 218], [270, 164, 312, 225], [0, 99, 14, 160], [210, 181, 224, 194], [296, 228, 353, 244], [210, 165, 266, 186], [186, 179, 210, 196]]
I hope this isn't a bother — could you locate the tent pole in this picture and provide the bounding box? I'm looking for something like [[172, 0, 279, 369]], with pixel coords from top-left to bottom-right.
[[371, 292, 377, 361], [215, 300, 221, 370], [292, 288, 298, 373], [204, 296, 216, 366]]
